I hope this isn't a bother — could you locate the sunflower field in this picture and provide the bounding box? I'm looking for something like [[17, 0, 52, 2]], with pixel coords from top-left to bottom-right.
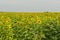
[[0, 12, 60, 40]]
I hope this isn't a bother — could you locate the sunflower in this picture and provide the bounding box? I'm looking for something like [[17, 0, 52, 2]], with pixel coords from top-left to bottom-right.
[[1, 16, 4, 18], [37, 19, 41, 24], [5, 17, 10, 23], [8, 24, 12, 29], [48, 16, 52, 20]]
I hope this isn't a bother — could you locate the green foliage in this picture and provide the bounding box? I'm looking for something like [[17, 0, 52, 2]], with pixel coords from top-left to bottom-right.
[[0, 12, 60, 40]]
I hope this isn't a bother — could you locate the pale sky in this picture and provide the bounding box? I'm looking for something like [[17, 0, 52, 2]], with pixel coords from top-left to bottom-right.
[[0, 0, 60, 12]]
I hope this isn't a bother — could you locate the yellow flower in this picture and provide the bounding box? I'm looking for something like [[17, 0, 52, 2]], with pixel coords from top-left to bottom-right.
[[48, 16, 52, 20], [37, 19, 41, 24], [8, 24, 12, 29], [6, 20, 9, 23], [1, 16, 4, 19], [5, 17, 10, 23], [36, 16, 40, 20]]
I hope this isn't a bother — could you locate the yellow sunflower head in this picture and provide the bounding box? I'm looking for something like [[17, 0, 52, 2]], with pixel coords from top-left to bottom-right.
[[8, 24, 12, 29], [37, 19, 42, 24]]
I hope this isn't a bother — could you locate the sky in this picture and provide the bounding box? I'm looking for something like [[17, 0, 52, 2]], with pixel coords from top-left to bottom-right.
[[0, 0, 60, 12]]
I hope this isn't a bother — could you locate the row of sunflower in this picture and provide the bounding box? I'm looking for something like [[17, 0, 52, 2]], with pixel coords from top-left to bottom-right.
[[0, 13, 60, 40]]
